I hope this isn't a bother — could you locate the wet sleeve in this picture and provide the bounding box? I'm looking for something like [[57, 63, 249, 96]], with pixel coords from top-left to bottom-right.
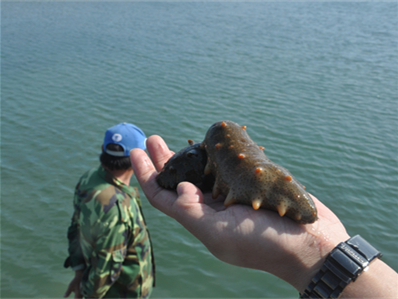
[[80, 210, 128, 298]]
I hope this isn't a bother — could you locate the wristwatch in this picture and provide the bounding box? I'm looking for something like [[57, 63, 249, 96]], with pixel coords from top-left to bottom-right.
[[300, 235, 382, 298]]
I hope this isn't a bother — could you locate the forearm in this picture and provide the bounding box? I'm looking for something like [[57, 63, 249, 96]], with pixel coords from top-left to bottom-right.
[[341, 259, 397, 298], [207, 201, 397, 298], [264, 224, 349, 294], [287, 231, 397, 298]]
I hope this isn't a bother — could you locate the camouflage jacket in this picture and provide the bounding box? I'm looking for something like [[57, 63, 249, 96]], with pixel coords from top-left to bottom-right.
[[65, 166, 155, 298]]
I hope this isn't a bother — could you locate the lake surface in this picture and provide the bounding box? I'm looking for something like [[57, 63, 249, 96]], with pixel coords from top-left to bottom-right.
[[1, 1, 397, 298]]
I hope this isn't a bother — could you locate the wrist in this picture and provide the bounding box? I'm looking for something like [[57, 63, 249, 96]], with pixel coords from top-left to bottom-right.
[[74, 269, 84, 277], [300, 235, 383, 298], [290, 224, 350, 293]]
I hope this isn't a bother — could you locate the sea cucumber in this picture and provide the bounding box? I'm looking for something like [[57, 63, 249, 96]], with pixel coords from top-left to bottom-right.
[[156, 140, 214, 192], [202, 120, 317, 224], [157, 121, 318, 224]]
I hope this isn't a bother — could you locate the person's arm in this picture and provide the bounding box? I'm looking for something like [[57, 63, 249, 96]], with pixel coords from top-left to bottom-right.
[[66, 209, 86, 271], [342, 258, 397, 298], [130, 135, 398, 298], [64, 270, 83, 299], [64, 188, 86, 298]]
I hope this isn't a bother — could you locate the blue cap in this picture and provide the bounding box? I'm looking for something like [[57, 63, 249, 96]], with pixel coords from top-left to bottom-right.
[[103, 123, 146, 157]]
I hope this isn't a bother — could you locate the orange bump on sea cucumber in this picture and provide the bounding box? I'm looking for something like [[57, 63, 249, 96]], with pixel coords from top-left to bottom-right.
[[221, 121, 227, 128], [241, 126, 247, 130], [255, 167, 262, 174], [252, 199, 262, 210], [277, 204, 287, 217], [238, 153, 246, 159], [295, 214, 302, 221], [215, 143, 222, 150], [284, 176, 292, 182], [259, 146, 265, 150]]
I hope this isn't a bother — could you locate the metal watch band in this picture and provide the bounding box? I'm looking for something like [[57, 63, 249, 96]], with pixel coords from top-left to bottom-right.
[[300, 235, 382, 299]]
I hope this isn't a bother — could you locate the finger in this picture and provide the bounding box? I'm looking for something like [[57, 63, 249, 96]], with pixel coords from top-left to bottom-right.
[[146, 135, 175, 172], [176, 182, 204, 205], [63, 285, 72, 298], [130, 147, 179, 217], [174, 182, 218, 220], [175, 183, 226, 212], [130, 147, 163, 200]]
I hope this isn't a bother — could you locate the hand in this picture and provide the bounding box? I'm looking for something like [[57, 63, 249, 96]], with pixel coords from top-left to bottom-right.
[[130, 135, 351, 292], [64, 270, 84, 299]]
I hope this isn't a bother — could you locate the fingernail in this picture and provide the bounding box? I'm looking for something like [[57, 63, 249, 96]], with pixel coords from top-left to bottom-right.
[[176, 183, 183, 195]]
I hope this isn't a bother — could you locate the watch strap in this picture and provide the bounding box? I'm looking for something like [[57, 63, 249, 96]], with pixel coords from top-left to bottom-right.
[[300, 235, 382, 299]]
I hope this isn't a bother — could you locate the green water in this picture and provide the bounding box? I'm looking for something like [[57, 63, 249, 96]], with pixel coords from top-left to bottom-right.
[[1, 2, 397, 298]]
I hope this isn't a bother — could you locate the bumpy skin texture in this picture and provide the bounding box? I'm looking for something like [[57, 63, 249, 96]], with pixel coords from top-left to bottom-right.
[[157, 121, 318, 224], [156, 140, 214, 192], [202, 121, 317, 224]]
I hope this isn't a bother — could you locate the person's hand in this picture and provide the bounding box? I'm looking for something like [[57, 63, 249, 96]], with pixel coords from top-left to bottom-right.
[[130, 135, 350, 292], [64, 270, 84, 299]]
